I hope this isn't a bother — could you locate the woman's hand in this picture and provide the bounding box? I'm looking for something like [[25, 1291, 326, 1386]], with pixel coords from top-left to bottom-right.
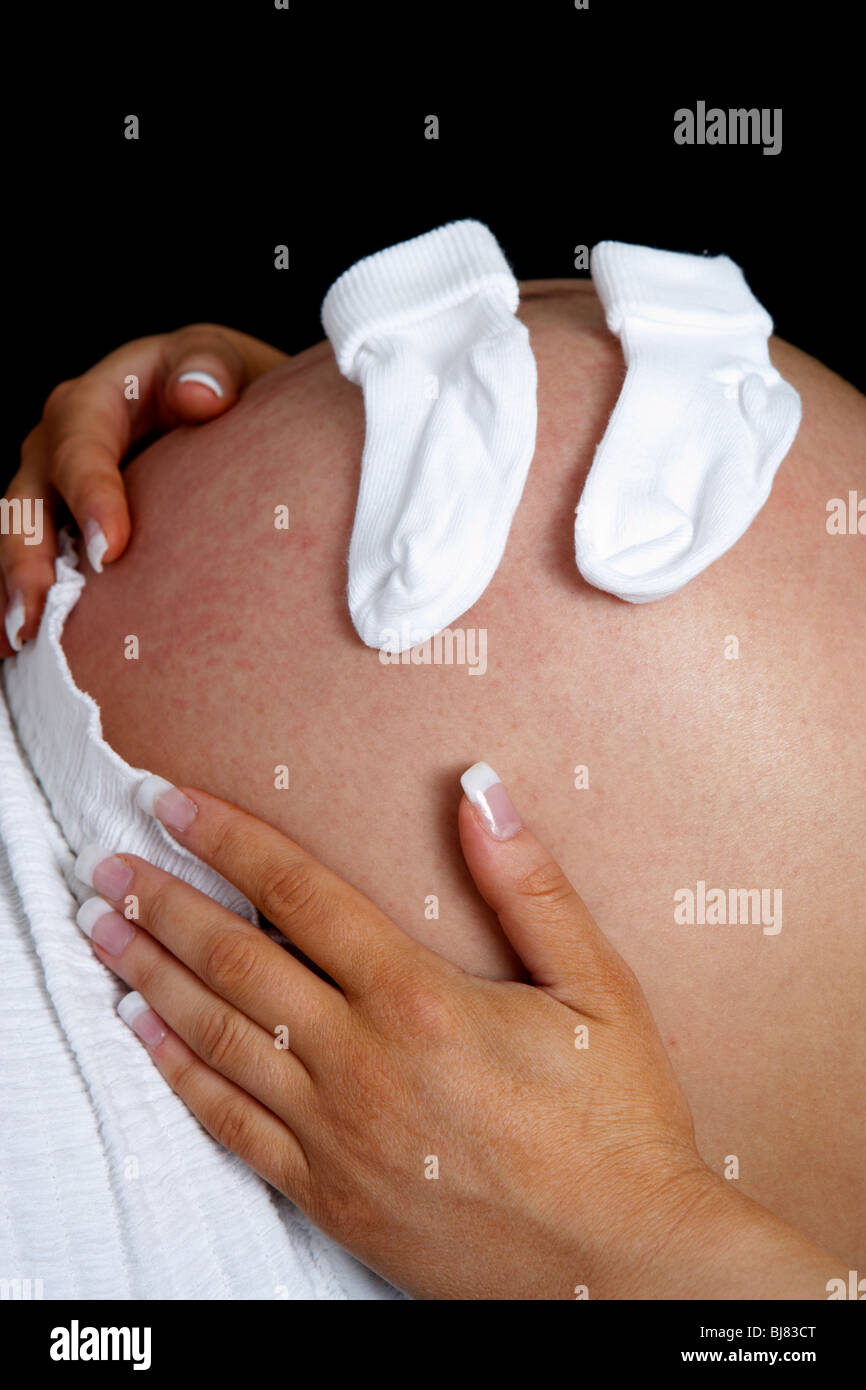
[[2, 325, 287, 655], [72, 765, 837, 1299]]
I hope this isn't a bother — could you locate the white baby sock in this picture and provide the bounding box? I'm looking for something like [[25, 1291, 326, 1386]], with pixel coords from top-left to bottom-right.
[[322, 220, 537, 651], [576, 241, 802, 602]]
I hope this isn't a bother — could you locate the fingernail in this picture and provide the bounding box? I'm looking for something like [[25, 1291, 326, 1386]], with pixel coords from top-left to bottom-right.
[[74, 844, 133, 898], [4, 590, 25, 651], [76, 896, 135, 955], [135, 774, 198, 831], [177, 370, 224, 399], [118, 991, 166, 1048], [460, 762, 522, 840], [84, 519, 109, 573]]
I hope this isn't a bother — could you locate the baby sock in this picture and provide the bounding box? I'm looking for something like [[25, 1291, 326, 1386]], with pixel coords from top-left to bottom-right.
[[322, 220, 537, 651], [576, 241, 802, 602]]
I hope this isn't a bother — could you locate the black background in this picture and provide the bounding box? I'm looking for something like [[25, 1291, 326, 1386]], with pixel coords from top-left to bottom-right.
[[4, 1, 864, 1326], [9, 1, 861, 488], [12, 1296, 865, 1371]]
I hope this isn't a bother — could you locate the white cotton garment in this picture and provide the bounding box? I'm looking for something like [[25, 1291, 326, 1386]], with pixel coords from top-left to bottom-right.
[[0, 534, 403, 1301], [322, 220, 538, 652], [576, 241, 802, 602]]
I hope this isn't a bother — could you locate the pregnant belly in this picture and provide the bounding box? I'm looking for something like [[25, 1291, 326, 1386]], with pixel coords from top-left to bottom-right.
[[61, 294, 866, 1266]]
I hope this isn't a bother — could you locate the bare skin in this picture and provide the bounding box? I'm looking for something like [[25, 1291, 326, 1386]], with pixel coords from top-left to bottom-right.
[[79, 779, 842, 1300], [0, 325, 286, 652], [61, 281, 866, 1268]]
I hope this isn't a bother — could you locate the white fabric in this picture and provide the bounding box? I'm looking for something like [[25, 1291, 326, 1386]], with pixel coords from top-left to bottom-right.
[[576, 241, 802, 602], [0, 535, 401, 1300], [322, 219, 538, 652]]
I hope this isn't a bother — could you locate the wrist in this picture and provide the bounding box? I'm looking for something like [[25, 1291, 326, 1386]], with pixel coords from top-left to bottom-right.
[[614, 1159, 838, 1300]]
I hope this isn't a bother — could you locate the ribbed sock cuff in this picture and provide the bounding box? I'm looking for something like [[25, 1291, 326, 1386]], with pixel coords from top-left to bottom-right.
[[591, 241, 774, 336], [322, 220, 519, 379]]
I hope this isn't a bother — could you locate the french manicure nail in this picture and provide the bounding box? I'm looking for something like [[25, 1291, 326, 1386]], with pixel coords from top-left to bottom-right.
[[74, 844, 133, 898], [84, 519, 109, 573], [177, 370, 224, 399], [118, 992, 166, 1048], [4, 590, 25, 651], [76, 896, 135, 955], [135, 774, 198, 831], [460, 762, 522, 841]]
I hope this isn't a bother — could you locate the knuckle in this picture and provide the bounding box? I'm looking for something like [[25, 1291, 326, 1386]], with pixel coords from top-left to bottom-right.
[[373, 967, 457, 1043], [201, 928, 260, 997], [53, 431, 117, 483], [600, 956, 643, 1014], [132, 952, 162, 1002], [585, 948, 643, 1017], [43, 378, 79, 416], [211, 1095, 256, 1156], [202, 815, 241, 861], [196, 1003, 248, 1071], [50, 432, 92, 484], [166, 1050, 198, 1098], [514, 858, 577, 917], [203, 816, 256, 880], [257, 857, 324, 926], [142, 877, 173, 936]]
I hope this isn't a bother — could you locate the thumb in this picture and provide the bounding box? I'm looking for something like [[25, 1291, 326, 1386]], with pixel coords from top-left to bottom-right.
[[161, 326, 248, 422], [457, 762, 637, 1018]]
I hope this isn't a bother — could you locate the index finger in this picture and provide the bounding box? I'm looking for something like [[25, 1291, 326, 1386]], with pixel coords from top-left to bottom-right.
[[1, 439, 58, 651], [42, 373, 134, 570], [136, 776, 437, 1001]]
